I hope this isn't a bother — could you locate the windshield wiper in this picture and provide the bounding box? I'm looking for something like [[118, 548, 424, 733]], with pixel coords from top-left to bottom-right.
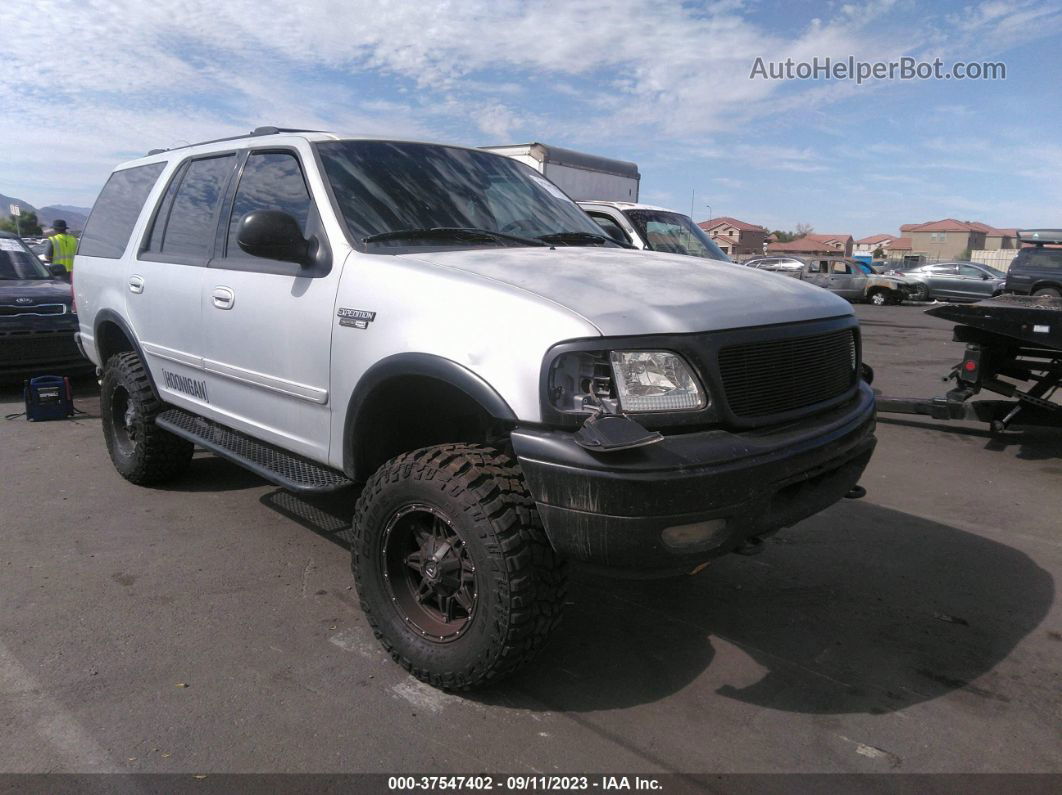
[[536, 231, 633, 248], [362, 227, 547, 246]]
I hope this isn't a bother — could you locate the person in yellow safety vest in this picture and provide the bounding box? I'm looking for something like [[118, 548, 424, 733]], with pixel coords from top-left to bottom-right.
[[45, 219, 78, 276]]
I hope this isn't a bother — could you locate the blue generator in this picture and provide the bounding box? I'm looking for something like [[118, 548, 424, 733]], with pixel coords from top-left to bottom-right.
[[24, 375, 75, 421]]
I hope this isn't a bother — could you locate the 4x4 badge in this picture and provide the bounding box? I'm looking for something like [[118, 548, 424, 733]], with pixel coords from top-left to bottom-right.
[[337, 308, 376, 330]]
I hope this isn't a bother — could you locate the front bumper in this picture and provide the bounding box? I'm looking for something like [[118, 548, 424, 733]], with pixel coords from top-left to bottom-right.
[[0, 322, 94, 379], [512, 382, 876, 575]]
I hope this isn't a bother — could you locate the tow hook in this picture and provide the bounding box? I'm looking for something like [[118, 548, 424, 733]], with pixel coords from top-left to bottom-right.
[[845, 485, 867, 499]]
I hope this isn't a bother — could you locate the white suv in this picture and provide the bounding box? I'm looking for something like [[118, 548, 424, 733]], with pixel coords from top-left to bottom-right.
[[74, 127, 876, 688]]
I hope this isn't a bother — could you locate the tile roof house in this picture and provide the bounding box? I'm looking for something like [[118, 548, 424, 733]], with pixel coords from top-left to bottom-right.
[[698, 216, 769, 257], [899, 219, 1018, 258], [854, 234, 894, 253], [767, 233, 853, 257]]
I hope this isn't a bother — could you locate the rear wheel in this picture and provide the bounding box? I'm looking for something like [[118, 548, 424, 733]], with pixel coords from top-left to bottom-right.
[[352, 444, 567, 689], [1033, 287, 1061, 298], [100, 352, 193, 485]]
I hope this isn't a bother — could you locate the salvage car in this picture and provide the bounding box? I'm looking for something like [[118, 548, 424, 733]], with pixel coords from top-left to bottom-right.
[[75, 128, 876, 689], [0, 230, 89, 379], [886, 261, 1005, 302], [745, 255, 909, 305]]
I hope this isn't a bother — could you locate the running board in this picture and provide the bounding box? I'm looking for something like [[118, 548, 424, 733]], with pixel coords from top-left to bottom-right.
[[156, 408, 353, 494]]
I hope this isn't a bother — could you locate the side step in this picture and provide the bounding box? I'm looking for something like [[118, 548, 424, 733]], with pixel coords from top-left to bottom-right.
[[156, 407, 353, 494]]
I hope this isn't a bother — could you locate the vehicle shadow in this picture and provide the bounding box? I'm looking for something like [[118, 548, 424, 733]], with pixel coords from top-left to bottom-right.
[[154, 453, 281, 493], [478, 499, 1053, 714], [258, 490, 1053, 716]]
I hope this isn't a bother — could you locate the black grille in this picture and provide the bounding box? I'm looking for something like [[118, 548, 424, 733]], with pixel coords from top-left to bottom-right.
[[0, 331, 80, 365], [0, 304, 66, 317], [718, 329, 856, 419]]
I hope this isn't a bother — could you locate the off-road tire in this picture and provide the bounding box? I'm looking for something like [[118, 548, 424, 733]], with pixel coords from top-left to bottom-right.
[[100, 352, 193, 485], [352, 443, 568, 689], [1033, 287, 1061, 298]]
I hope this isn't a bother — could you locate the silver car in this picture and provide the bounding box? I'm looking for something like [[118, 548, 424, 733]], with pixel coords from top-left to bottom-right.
[[887, 261, 1005, 303]]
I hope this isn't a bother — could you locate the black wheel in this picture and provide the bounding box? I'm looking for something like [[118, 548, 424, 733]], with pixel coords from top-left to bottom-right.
[[352, 444, 567, 689], [100, 352, 193, 485], [911, 283, 929, 302], [1033, 287, 1061, 298], [868, 289, 888, 306]]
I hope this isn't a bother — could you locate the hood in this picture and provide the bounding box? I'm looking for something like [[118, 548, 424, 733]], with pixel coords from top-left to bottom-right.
[[403, 247, 852, 336], [0, 279, 72, 304]]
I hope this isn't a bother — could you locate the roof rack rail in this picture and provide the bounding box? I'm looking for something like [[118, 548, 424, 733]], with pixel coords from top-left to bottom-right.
[[145, 126, 325, 156]]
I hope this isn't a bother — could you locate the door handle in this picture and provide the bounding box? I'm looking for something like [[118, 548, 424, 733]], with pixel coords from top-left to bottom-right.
[[128, 275, 144, 294], [212, 286, 235, 310]]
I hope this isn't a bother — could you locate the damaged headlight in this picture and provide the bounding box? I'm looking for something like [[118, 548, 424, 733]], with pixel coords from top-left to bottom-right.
[[547, 350, 707, 414], [610, 350, 707, 412]]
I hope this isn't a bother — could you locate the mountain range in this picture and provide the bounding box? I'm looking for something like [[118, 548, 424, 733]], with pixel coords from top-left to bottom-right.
[[1, 192, 92, 231]]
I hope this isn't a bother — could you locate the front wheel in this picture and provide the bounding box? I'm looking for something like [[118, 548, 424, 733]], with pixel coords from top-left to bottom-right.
[[910, 283, 929, 302], [1033, 287, 1061, 298], [352, 444, 568, 689], [868, 289, 888, 306]]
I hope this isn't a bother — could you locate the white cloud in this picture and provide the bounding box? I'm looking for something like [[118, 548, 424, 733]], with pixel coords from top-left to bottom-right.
[[2, 0, 1061, 214]]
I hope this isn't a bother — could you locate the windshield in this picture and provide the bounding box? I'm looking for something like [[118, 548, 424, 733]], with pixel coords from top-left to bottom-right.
[[622, 210, 730, 261], [0, 238, 51, 279], [316, 141, 616, 248]]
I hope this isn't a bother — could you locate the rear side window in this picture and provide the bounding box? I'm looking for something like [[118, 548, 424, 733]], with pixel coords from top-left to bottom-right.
[[226, 152, 311, 256], [79, 163, 166, 258], [158, 155, 236, 259], [1016, 249, 1062, 270]]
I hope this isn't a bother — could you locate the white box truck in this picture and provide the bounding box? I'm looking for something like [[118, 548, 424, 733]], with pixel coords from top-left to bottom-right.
[[480, 142, 640, 202]]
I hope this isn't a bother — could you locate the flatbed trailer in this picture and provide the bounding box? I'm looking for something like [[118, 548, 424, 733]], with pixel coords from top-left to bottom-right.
[[876, 294, 1062, 432]]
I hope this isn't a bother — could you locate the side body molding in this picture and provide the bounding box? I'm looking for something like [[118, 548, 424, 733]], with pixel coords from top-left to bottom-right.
[[342, 353, 518, 479]]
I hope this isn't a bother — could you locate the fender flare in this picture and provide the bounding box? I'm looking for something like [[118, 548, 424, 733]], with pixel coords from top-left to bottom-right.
[[93, 310, 160, 396], [342, 353, 517, 478]]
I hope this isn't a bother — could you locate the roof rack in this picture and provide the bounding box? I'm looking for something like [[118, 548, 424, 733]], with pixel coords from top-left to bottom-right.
[[146, 126, 324, 156], [1017, 229, 1062, 247]]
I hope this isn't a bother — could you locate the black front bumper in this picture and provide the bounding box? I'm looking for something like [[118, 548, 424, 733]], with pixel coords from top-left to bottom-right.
[[512, 383, 876, 575], [0, 321, 93, 379]]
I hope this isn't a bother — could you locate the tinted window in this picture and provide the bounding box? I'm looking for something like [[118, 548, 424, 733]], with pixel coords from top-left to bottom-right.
[[144, 162, 187, 254], [930, 264, 957, 274], [587, 212, 631, 244], [227, 152, 312, 256], [160, 155, 235, 258], [79, 163, 166, 258], [1016, 249, 1062, 270], [958, 265, 985, 277], [0, 236, 50, 279]]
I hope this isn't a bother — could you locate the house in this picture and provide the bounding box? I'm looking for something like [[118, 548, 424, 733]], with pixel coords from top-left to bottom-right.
[[698, 216, 769, 257], [766, 233, 853, 257], [854, 234, 893, 254], [885, 237, 912, 262], [984, 227, 1018, 250], [897, 219, 1017, 260]]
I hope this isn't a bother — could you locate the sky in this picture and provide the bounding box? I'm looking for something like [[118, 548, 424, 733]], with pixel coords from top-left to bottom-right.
[[3, 0, 1061, 238]]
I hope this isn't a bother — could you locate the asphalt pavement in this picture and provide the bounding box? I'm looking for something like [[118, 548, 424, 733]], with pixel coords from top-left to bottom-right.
[[1, 303, 1059, 777]]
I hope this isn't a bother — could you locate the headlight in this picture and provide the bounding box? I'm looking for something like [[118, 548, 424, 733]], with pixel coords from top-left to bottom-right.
[[610, 350, 707, 412]]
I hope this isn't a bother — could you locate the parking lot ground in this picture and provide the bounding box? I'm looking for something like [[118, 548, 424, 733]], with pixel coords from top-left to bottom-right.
[[0, 303, 1059, 776]]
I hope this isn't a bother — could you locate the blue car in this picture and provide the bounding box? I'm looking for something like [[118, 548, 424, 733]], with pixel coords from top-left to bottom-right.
[[0, 231, 91, 379]]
